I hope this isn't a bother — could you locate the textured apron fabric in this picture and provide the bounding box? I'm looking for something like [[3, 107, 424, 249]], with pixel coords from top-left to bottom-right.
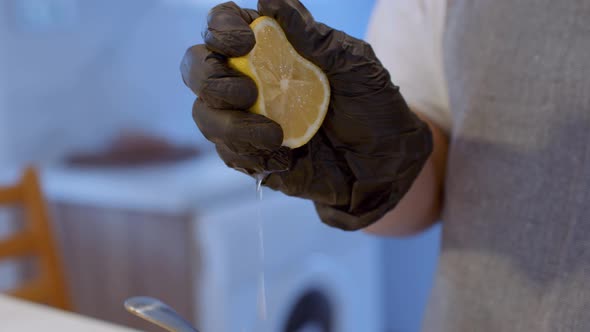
[[423, 1, 590, 331]]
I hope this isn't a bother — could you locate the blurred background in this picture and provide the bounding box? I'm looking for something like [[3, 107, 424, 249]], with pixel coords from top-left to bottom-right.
[[0, 0, 440, 331]]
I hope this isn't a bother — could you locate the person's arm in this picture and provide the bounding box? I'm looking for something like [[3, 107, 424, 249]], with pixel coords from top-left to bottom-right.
[[364, 114, 448, 236], [362, 0, 450, 236]]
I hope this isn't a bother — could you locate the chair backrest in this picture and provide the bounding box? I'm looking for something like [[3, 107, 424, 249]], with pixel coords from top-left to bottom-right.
[[0, 167, 71, 310]]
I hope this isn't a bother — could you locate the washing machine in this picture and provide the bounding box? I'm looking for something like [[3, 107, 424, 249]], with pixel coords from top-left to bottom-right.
[[193, 183, 384, 332]]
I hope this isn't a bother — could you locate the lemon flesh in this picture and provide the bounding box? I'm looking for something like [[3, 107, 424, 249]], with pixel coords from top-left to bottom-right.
[[229, 17, 331, 149]]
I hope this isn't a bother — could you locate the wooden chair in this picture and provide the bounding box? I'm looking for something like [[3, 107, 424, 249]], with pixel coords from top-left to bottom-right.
[[0, 167, 71, 310]]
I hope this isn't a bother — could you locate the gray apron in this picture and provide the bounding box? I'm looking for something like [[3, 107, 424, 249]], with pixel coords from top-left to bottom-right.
[[423, 0, 590, 331]]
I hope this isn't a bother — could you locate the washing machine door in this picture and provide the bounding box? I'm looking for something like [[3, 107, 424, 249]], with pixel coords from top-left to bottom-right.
[[283, 289, 332, 332]]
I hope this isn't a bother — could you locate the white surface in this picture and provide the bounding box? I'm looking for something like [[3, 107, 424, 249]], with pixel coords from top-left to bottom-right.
[[366, 0, 450, 132], [35, 154, 254, 215], [0, 295, 138, 331]]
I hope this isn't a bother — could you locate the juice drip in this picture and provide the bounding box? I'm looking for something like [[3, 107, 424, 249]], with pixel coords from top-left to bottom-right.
[[255, 174, 268, 321]]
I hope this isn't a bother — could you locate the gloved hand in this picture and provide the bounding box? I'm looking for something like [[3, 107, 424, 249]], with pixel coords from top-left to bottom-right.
[[181, 0, 433, 231]]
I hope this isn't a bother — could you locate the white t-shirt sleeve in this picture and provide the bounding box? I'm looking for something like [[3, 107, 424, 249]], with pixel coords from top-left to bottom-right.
[[365, 0, 451, 133]]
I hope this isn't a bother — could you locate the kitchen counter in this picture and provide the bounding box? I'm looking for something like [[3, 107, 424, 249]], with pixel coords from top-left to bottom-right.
[[0, 295, 138, 331], [0, 154, 259, 214]]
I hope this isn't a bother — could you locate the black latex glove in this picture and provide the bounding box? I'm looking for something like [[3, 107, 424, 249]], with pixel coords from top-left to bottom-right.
[[181, 0, 433, 231]]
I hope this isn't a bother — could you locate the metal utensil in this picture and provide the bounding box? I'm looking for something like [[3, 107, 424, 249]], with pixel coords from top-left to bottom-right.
[[124, 296, 199, 332]]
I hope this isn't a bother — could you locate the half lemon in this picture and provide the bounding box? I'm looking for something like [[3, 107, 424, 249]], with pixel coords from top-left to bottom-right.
[[229, 17, 330, 149]]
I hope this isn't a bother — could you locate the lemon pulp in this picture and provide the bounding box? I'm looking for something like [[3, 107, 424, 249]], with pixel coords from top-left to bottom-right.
[[229, 17, 331, 149]]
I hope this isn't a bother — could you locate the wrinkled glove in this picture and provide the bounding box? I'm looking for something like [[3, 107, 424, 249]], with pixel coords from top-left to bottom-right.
[[181, 0, 433, 231]]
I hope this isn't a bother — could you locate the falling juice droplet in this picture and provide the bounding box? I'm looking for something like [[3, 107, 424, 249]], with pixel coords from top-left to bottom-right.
[[255, 174, 268, 321]]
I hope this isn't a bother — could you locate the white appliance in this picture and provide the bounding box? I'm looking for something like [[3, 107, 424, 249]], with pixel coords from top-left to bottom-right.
[[195, 174, 383, 332]]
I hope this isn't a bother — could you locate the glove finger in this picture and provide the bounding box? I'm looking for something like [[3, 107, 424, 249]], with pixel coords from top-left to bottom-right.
[[263, 135, 352, 206], [257, 0, 346, 72], [205, 2, 260, 57], [193, 98, 283, 153], [264, 165, 350, 206], [181, 44, 258, 109], [216, 144, 291, 175]]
